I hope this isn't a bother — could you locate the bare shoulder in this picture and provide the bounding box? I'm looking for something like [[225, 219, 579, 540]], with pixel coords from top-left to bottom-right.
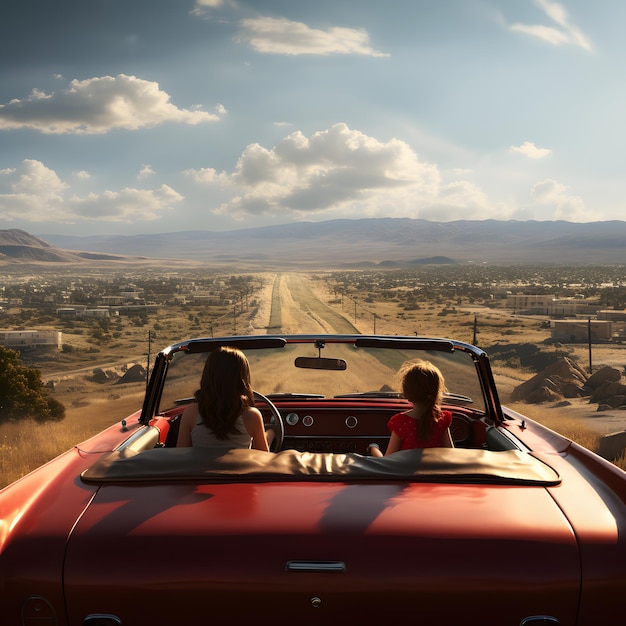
[[241, 405, 263, 423], [176, 402, 199, 447], [181, 402, 199, 421]]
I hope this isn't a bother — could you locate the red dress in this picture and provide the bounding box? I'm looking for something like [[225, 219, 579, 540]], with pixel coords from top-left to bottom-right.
[[387, 410, 452, 449]]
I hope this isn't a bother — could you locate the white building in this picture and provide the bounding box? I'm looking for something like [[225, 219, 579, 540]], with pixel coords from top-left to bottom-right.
[[506, 294, 598, 317], [505, 294, 553, 314], [0, 330, 62, 349]]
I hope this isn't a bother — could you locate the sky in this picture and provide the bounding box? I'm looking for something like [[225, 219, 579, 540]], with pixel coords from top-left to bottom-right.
[[0, 0, 624, 237]]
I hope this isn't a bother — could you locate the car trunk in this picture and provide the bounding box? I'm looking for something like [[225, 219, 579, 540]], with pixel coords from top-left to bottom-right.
[[64, 480, 580, 625]]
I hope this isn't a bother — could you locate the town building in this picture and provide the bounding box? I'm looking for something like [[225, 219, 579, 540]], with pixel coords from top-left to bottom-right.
[[550, 320, 613, 343], [0, 329, 62, 349], [505, 294, 599, 317]]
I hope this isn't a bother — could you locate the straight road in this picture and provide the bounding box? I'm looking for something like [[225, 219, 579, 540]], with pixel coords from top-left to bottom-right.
[[267, 273, 359, 334]]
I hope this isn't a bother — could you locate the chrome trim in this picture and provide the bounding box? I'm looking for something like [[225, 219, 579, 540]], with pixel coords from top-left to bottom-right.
[[84, 615, 123, 626], [283, 434, 386, 440], [114, 425, 160, 453], [286, 560, 346, 573], [302, 415, 314, 427], [345, 415, 358, 428], [283, 406, 407, 413], [520, 617, 559, 626]]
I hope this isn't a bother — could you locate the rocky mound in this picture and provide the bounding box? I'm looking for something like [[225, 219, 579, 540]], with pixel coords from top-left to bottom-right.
[[91, 367, 121, 383], [511, 357, 588, 404], [91, 363, 146, 384], [586, 366, 626, 410], [117, 363, 147, 384], [512, 360, 626, 410]]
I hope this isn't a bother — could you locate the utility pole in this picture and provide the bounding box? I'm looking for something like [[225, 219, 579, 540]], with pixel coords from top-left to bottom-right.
[[587, 317, 593, 375]]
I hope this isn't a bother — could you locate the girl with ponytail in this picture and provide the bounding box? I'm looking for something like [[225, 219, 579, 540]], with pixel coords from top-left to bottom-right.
[[369, 359, 453, 456]]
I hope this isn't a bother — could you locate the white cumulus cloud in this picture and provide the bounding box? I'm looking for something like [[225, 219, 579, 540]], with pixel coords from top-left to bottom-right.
[[188, 123, 499, 221], [68, 186, 183, 223], [510, 141, 552, 159], [0, 159, 182, 224], [530, 178, 585, 220], [0, 74, 225, 134], [138, 164, 156, 180], [419, 181, 494, 221], [236, 17, 389, 57], [7, 159, 68, 197]]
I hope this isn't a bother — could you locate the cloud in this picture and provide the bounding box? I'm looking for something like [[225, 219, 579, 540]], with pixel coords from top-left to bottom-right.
[[0, 160, 70, 222], [138, 164, 156, 180], [1, 158, 68, 200], [0, 159, 182, 224], [509, 0, 593, 51], [418, 181, 494, 221], [510, 141, 552, 159], [530, 178, 585, 220], [0, 74, 225, 134], [185, 167, 230, 186], [187, 123, 500, 221], [236, 17, 389, 57], [191, 0, 236, 15], [68, 186, 183, 223]]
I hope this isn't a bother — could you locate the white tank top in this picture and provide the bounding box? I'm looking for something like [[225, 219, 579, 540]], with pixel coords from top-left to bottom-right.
[[191, 414, 251, 449]]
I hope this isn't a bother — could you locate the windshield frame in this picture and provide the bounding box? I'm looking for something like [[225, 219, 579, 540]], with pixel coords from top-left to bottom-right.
[[140, 335, 503, 426]]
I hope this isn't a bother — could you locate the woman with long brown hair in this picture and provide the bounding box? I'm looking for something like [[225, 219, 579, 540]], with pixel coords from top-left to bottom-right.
[[176, 346, 270, 451]]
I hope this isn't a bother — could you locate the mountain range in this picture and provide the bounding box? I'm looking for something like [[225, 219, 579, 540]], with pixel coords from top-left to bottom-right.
[[0, 229, 131, 264], [2, 218, 626, 267]]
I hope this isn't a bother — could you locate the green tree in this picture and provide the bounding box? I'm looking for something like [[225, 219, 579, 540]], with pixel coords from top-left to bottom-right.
[[0, 346, 65, 423]]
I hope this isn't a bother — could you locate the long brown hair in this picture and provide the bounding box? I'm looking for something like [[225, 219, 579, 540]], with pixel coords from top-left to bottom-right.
[[399, 359, 447, 440], [195, 346, 254, 440]]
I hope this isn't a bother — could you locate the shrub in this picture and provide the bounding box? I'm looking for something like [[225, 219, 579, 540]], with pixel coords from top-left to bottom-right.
[[0, 346, 66, 423]]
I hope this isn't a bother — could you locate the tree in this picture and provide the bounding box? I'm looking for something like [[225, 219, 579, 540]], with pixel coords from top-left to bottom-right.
[[0, 346, 65, 423]]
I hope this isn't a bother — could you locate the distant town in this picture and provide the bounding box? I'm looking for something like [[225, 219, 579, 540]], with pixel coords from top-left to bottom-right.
[[2, 264, 626, 359], [0, 268, 260, 359]]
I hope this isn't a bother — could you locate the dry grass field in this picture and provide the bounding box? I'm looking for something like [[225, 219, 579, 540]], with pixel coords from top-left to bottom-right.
[[2, 270, 625, 489]]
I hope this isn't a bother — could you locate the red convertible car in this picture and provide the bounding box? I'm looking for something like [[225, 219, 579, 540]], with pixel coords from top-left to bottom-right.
[[1, 334, 625, 625]]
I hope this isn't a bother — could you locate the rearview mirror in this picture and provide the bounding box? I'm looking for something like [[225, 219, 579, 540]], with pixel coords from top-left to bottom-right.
[[294, 356, 347, 371]]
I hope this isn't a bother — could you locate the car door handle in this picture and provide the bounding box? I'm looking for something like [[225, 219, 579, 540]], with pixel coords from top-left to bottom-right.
[[84, 615, 123, 626], [285, 560, 346, 573]]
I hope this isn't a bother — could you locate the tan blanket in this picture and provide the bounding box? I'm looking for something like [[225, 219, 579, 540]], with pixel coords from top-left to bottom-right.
[[82, 446, 560, 486]]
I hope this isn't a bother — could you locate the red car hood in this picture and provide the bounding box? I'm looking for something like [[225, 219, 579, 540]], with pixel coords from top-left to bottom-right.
[[64, 473, 580, 624]]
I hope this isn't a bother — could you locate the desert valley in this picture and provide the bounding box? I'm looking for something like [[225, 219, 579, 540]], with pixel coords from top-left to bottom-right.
[[2, 223, 626, 486]]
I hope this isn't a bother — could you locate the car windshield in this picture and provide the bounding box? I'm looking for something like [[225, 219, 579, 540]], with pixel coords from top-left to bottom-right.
[[156, 337, 487, 416]]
